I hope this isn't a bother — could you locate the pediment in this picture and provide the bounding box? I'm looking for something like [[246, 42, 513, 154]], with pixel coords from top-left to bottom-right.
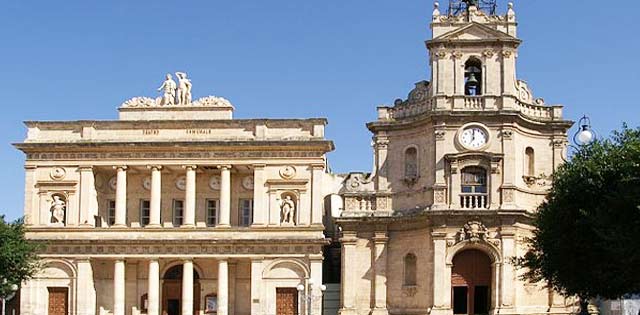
[[433, 23, 516, 41]]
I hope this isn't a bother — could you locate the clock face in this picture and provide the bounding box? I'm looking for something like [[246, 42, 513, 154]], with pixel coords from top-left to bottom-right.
[[460, 127, 488, 149]]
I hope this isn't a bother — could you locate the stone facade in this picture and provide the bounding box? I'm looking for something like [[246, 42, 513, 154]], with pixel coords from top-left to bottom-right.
[[16, 3, 581, 315], [335, 3, 575, 315], [16, 76, 335, 315]]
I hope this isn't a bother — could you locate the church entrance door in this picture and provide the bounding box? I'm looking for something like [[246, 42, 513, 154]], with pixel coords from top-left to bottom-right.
[[451, 250, 492, 315]]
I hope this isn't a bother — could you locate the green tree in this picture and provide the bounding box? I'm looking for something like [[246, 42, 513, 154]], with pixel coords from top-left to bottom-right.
[[0, 216, 41, 298], [517, 126, 640, 313]]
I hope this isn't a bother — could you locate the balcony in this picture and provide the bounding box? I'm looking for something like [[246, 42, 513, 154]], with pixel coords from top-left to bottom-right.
[[459, 193, 489, 209]]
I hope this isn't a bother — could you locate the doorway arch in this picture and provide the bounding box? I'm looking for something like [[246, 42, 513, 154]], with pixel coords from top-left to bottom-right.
[[451, 249, 492, 315], [162, 265, 201, 315]]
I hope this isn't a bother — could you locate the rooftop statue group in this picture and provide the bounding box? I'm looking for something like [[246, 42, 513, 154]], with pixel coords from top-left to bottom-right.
[[158, 72, 193, 105]]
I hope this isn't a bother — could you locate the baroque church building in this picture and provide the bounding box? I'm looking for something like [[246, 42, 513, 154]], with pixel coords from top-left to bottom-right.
[[14, 2, 578, 315]]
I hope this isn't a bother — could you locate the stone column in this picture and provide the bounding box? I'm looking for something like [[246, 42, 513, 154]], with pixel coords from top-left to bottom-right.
[[311, 164, 324, 226], [217, 259, 229, 315], [252, 164, 266, 226], [339, 232, 358, 315], [149, 166, 163, 227], [250, 259, 263, 315], [219, 166, 231, 227], [113, 259, 126, 315], [182, 260, 194, 315], [371, 232, 389, 315], [431, 232, 451, 315], [24, 166, 38, 226], [500, 228, 516, 311], [183, 166, 197, 228], [76, 259, 96, 315], [310, 257, 324, 315], [114, 166, 127, 227], [148, 260, 160, 315], [374, 137, 389, 191], [79, 166, 98, 226]]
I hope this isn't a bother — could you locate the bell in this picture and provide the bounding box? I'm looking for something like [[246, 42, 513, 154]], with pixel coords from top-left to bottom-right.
[[466, 72, 479, 87]]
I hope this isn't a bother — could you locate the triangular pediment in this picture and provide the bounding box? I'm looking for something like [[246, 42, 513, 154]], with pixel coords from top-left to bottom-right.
[[433, 22, 516, 41]]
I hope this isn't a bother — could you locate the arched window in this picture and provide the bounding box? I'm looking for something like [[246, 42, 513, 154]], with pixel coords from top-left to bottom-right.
[[404, 253, 417, 286], [461, 167, 488, 209], [525, 147, 535, 176], [404, 147, 418, 179], [464, 58, 483, 96]]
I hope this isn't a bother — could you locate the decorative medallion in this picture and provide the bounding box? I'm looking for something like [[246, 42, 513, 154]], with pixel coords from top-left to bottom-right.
[[143, 176, 152, 191], [109, 176, 117, 191], [457, 221, 488, 243], [209, 175, 221, 191], [50, 167, 66, 181], [175, 176, 187, 191], [242, 176, 254, 190], [279, 166, 296, 179]]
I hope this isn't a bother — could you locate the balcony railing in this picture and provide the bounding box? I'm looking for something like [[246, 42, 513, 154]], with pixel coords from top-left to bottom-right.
[[460, 193, 489, 209]]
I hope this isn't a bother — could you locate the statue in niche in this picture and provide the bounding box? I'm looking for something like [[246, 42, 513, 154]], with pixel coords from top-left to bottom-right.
[[50, 195, 66, 226], [280, 195, 296, 225], [175, 72, 192, 105], [157, 74, 177, 105]]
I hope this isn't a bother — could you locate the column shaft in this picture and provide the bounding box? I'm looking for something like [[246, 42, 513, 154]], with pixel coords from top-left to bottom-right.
[[113, 260, 125, 315], [219, 166, 231, 227], [372, 233, 388, 315], [114, 167, 127, 226], [182, 260, 194, 315], [252, 165, 266, 226], [149, 166, 162, 226], [77, 260, 96, 315], [184, 166, 197, 227], [217, 259, 229, 315], [148, 260, 160, 315]]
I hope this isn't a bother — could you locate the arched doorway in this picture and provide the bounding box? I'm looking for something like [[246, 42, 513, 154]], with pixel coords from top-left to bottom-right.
[[162, 265, 201, 315], [451, 249, 492, 315]]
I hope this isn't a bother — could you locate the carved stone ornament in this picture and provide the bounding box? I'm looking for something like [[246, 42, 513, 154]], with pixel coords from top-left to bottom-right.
[[452, 51, 463, 59], [50, 167, 66, 181], [434, 51, 447, 59], [434, 189, 446, 204], [279, 166, 296, 180], [344, 173, 374, 192], [500, 130, 514, 140], [457, 221, 488, 243], [192, 96, 233, 107], [209, 175, 221, 191], [483, 50, 495, 58], [402, 286, 418, 297], [503, 189, 514, 203], [175, 176, 187, 191], [109, 176, 117, 191], [143, 177, 152, 191], [435, 130, 446, 141], [501, 50, 513, 58], [242, 176, 254, 190], [523, 173, 552, 188]]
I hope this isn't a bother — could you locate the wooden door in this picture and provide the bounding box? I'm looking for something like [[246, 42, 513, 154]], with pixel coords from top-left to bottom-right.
[[452, 250, 492, 315], [48, 287, 68, 315], [276, 288, 298, 315]]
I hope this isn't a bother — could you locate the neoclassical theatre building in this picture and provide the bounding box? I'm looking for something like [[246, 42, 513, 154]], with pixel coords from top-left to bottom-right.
[[16, 2, 578, 315]]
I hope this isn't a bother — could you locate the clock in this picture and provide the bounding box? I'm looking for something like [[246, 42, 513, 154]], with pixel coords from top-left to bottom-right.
[[459, 125, 489, 150]]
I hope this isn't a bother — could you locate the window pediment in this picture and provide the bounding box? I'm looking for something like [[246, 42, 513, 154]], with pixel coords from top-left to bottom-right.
[[445, 152, 503, 174]]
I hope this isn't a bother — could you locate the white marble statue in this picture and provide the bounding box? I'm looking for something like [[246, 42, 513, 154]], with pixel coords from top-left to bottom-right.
[[157, 74, 177, 105], [50, 195, 66, 225], [280, 196, 295, 225], [175, 72, 192, 105]]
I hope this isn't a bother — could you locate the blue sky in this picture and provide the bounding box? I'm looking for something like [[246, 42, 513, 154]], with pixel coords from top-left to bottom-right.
[[1, 0, 639, 220]]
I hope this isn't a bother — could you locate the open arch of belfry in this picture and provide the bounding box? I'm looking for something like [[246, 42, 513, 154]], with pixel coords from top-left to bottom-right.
[[452, 249, 492, 315]]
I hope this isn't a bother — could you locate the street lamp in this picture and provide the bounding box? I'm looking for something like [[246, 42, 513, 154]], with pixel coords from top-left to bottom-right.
[[1, 279, 19, 315], [573, 115, 596, 146], [297, 279, 326, 315]]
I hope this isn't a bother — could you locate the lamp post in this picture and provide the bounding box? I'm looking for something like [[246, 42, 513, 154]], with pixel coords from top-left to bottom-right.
[[297, 279, 326, 315], [563, 115, 596, 162], [1, 279, 19, 315]]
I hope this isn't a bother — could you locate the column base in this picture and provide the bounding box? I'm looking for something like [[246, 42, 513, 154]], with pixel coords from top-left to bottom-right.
[[145, 224, 162, 228], [180, 224, 196, 229], [429, 307, 453, 315], [338, 308, 358, 315], [217, 224, 231, 228], [370, 307, 389, 315], [111, 224, 127, 228]]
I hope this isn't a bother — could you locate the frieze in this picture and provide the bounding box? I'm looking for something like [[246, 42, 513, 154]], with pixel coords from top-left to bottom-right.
[[26, 150, 325, 161], [42, 243, 324, 256]]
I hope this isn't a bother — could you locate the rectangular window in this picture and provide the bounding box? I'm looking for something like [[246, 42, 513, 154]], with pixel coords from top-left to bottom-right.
[[140, 200, 150, 227], [173, 200, 184, 227], [206, 199, 219, 227], [107, 200, 116, 226], [238, 199, 253, 227]]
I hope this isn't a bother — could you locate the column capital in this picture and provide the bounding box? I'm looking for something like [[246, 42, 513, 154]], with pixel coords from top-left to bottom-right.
[[252, 163, 266, 169], [182, 165, 198, 170], [182, 258, 194, 263], [78, 166, 94, 172], [217, 165, 232, 170], [24, 165, 38, 170], [113, 165, 128, 171], [311, 163, 325, 169], [147, 165, 163, 171]]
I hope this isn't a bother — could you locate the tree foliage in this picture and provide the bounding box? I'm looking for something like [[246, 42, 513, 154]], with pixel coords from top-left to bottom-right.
[[0, 216, 41, 297], [517, 126, 640, 300]]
